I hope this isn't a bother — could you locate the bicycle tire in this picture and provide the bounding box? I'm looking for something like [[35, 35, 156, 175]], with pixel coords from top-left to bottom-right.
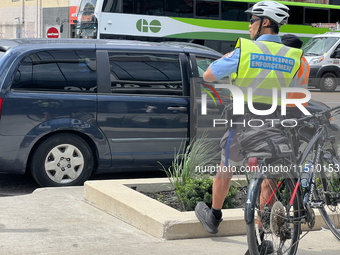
[[246, 171, 302, 255], [319, 207, 340, 240], [316, 155, 340, 240]]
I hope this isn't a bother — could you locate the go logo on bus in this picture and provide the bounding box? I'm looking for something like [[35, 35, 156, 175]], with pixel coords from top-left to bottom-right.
[[136, 19, 161, 33]]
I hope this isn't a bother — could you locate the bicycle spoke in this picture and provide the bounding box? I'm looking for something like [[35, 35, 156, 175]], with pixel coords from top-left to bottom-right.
[[251, 172, 301, 255]]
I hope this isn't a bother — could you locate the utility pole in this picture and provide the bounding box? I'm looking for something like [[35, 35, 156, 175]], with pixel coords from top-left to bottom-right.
[[69, 0, 71, 38], [22, 0, 25, 25], [37, 0, 39, 37]]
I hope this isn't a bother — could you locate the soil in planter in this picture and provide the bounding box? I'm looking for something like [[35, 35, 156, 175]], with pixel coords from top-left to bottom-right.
[[140, 187, 248, 212]]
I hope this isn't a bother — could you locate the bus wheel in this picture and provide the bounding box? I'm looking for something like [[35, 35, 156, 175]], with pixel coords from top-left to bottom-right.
[[320, 72, 337, 92]]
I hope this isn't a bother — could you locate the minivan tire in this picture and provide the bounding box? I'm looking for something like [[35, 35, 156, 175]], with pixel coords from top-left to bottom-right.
[[320, 72, 338, 92], [30, 133, 94, 187]]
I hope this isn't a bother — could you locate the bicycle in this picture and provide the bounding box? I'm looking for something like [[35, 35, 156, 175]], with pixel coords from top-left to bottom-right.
[[244, 104, 340, 255]]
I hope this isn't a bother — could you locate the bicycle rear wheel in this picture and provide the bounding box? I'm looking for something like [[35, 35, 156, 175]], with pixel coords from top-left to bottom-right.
[[316, 155, 340, 240], [246, 171, 302, 255]]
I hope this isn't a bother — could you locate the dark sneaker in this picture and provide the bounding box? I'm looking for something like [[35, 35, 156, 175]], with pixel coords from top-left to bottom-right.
[[244, 231, 274, 255], [258, 240, 274, 255], [195, 202, 222, 234]]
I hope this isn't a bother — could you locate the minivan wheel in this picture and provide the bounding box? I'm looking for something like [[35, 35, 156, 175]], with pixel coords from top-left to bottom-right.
[[320, 73, 338, 92], [30, 134, 94, 187]]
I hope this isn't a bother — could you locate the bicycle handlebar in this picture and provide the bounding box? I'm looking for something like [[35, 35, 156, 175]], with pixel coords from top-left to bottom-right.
[[296, 104, 340, 125]]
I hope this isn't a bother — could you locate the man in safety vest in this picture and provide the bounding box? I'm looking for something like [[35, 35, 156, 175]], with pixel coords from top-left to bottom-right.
[[195, 1, 304, 254]]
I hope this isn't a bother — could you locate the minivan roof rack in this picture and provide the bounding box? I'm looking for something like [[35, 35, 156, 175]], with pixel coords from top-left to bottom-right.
[[160, 41, 221, 54], [0, 46, 11, 52], [0, 40, 19, 51]]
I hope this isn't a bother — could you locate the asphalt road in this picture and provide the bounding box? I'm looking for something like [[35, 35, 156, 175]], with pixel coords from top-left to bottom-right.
[[0, 171, 168, 197], [0, 88, 340, 196]]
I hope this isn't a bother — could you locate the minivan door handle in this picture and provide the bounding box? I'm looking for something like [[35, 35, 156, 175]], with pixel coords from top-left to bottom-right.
[[167, 106, 187, 111]]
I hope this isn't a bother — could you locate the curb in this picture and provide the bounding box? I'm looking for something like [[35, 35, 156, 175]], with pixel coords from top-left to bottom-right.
[[84, 178, 333, 240]]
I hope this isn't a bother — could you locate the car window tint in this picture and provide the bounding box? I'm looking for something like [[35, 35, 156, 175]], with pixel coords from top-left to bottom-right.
[[196, 57, 215, 78], [11, 50, 97, 92], [194, 56, 230, 98], [108, 53, 183, 96]]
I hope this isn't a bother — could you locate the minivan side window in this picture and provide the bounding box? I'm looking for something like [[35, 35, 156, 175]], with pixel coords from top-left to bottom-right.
[[109, 53, 183, 96], [194, 56, 230, 98], [12, 50, 97, 92]]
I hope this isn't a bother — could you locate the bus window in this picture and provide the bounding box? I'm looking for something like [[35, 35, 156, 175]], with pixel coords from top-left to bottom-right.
[[305, 8, 329, 24], [288, 6, 303, 25], [135, 0, 164, 16], [165, 0, 193, 18], [196, 1, 220, 19], [221, 1, 248, 21], [102, 0, 134, 13], [330, 9, 340, 23]]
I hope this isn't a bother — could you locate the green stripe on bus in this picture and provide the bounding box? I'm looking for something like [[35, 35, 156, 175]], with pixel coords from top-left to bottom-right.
[[166, 32, 251, 41], [165, 32, 313, 45], [170, 18, 331, 35], [280, 25, 330, 34], [170, 18, 249, 30]]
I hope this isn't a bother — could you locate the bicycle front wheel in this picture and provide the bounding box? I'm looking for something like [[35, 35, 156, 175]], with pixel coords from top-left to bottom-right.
[[246, 172, 302, 255], [316, 157, 340, 240]]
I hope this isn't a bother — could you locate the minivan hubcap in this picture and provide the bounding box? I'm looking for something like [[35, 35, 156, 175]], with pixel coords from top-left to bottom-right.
[[45, 144, 84, 184]]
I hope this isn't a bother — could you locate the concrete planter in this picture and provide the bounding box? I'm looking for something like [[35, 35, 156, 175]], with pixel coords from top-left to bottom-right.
[[84, 178, 332, 240]]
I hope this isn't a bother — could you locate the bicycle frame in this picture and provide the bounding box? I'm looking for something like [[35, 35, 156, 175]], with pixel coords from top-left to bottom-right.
[[294, 125, 326, 209], [245, 122, 331, 224], [245, 104, 340, 254]]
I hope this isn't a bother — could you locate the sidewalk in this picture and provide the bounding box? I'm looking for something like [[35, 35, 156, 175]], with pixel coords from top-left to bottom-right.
[[0, 186, 339, 255]]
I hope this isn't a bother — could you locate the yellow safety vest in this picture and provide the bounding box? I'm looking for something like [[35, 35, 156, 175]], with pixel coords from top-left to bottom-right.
[[230, 38, 303, 105]]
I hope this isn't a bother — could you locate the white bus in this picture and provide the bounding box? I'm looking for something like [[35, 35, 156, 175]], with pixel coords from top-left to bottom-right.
[[75, 0, 340, 53]]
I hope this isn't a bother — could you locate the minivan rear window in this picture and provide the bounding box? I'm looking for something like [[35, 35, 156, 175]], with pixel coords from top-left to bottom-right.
[[11, 50, 97, 92]]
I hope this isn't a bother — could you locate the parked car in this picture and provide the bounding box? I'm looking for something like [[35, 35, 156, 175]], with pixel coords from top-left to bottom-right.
[[0, 39, 335, 187], [0, 39, 227, 187]]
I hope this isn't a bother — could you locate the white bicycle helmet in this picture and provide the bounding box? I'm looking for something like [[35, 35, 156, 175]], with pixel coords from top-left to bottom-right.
[[246, 1, 290, 26]]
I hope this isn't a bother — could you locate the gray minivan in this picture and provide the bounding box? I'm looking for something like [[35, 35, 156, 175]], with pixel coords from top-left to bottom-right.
[[0, 39, 227, 187]]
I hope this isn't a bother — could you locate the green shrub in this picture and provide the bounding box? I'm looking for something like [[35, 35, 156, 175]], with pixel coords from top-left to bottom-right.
[[317, 174, 340, 193], [329, 173, 340, 193], [175, 175, 239, 211], [160, 132, 220, 191]]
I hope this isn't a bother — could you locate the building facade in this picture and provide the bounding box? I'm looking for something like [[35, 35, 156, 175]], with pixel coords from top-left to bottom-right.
[[0, 0, 79, 39]]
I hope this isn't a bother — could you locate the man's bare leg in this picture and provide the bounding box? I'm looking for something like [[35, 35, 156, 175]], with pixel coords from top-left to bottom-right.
[[212, 160, 234, 209], [257, 178, 277, 228]]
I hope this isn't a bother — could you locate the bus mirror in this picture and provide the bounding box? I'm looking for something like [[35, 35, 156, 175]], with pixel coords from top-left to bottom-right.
[[60, 24, 64, 33]]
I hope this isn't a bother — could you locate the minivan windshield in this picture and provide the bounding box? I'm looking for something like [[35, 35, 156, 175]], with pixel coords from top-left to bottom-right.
[[302, 37, 340, 56], [0, 52, 4, 60]]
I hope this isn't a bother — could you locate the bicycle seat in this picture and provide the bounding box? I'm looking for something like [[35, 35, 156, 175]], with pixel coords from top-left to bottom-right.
[[282, 119, 297, 127], [245, 152, 273, 158], [243, 152, 273, 166]]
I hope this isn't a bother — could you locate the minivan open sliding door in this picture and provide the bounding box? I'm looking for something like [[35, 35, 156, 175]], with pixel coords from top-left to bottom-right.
[[189, 53, 230, 149]]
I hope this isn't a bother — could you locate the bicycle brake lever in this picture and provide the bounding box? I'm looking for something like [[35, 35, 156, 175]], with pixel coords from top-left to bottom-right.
[[303, 121, 314, 129]]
